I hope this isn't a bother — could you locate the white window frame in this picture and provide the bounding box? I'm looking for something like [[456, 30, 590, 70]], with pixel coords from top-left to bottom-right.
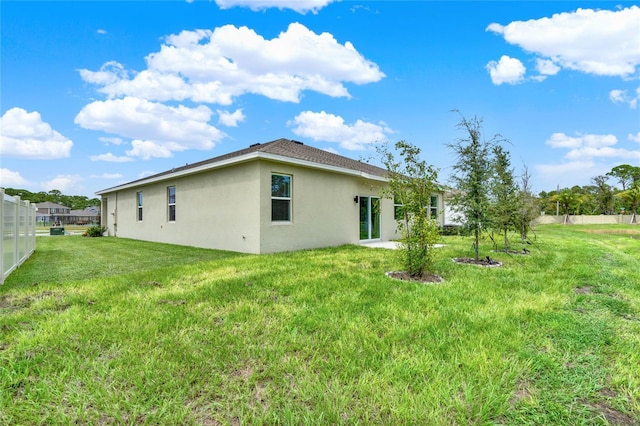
[[430, 195, 438, 219], [137, 191, 143, 222], [167, 186, 176, 222], [271, 173, 292, 223]]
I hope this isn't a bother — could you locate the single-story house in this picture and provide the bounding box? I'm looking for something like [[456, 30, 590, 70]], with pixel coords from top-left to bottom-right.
[[96, 138, 445, 254]]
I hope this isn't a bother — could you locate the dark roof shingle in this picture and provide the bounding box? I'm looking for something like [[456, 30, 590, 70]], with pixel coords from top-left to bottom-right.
[[98, 138, 387, 193]]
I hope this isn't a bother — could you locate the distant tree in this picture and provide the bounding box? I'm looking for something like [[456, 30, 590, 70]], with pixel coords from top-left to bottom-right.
[[606, 164, 640, 190], [616, 183, 640, 224], [592, 175, 614, 214], [447, 112, 503, 260], [489, 144, 518, 250], [515, 164, 538, 242], [47, 189, 63, 204], [2, 188, 100, 209], [379, 140, 441, 278], [551, 189, 579, 224]]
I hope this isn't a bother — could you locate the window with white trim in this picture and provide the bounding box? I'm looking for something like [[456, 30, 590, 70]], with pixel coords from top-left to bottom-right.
[[271, 173, 291, 222], [168, 186, 176, 222], [137, 191, 143, 221], [430, 195, 438, 218], [394, 196, 404, 221]]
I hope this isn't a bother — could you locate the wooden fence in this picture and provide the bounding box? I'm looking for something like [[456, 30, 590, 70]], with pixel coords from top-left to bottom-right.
[[1, 189, 37, 284]]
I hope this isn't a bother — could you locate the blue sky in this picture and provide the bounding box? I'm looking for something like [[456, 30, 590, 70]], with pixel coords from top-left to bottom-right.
[[1, 1, 639, 198]]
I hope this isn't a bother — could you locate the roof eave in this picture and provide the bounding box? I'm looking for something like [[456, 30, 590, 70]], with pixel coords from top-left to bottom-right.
[[95, 151, 387, 195]]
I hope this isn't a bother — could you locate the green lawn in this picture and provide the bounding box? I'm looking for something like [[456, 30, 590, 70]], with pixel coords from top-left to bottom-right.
[[1, 226, 639, 424]]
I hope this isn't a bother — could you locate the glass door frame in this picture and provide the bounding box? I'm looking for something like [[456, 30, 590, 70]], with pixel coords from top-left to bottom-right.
[[359, 196, 381, 241]]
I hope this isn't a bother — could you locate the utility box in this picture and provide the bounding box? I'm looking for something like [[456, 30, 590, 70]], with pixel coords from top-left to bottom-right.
[[50, 227, 65, 236]]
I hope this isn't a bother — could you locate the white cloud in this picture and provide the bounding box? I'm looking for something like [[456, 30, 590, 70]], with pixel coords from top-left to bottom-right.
[[536, 59, 560, 76], [545, 132, 640, 162], [217, 108, 245, 127], [609, 89, 626, 103], [288, 110, 393, 150], [534, 160, 597, 188], [565, 146, 640, 161], [75, 97, 226, 157], [486, 55, 526, 85], [214, 0, 334, 14], [545, 133, 582, 149], [487, 6, 640, 77], [90, 173, 123, 179], [609, 86, 640, 109], [99, 136, 125, 145], [41, 175, 83, 193], [322, 147, 339, 155], [97, 29, 107, 35], [629, 132, 640, 143], [138, 170, 157, 179], [126, 140, 174, 160], [0, 168, 29, 187], [79, 23, 384, 104], [89, 153, 135, 162], [0, 107, 73, 159], [78, 61, 128, 86]]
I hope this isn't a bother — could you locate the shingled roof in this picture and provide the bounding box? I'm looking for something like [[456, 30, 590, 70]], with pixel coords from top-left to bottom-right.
[[97, 138, 388, 194]]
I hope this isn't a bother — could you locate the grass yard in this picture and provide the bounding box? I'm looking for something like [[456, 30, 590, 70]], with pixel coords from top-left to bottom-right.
[[1, 225, 639, 424]]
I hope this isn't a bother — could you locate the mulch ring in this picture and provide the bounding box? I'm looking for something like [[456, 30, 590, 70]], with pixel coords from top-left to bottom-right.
[[452, 257, 503, 267], [386, 271, 444, 284]]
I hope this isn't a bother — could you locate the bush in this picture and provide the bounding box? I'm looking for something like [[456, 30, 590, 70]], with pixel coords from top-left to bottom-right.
[[84, 225, 106, 237]]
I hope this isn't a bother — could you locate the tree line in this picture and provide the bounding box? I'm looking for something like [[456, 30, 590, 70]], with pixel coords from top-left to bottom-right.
[[538, 164, 640, 217], [2, 188, 101, 211]]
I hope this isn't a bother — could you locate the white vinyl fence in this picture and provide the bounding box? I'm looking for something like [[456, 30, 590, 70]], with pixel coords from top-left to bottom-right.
[[1, 189, 37, 285]]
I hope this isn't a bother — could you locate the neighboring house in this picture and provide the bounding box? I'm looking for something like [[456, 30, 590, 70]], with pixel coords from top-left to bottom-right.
[[35, 202, 100, 225], [69, 208, 100, 225], [96, 138, 445, 254], [35, 202, 71, 225]]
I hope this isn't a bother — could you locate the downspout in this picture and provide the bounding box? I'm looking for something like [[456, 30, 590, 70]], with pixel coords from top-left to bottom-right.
[[113, 191, 118, 237]]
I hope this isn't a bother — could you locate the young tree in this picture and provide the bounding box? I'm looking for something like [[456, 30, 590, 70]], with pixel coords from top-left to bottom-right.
[[489, 144, 519, 250], [515, 164, 539, 242], [379, 140, 440, 278], [447, 113, 503, 261]]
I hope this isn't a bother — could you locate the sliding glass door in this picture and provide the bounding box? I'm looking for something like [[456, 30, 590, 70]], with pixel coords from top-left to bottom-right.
[[359, 196, 380, 240]]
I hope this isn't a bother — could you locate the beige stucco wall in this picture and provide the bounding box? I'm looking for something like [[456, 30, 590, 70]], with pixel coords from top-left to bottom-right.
[[102, 161, 262, 253], [99, 158, 453, 254], [257, 160, 399, 253]]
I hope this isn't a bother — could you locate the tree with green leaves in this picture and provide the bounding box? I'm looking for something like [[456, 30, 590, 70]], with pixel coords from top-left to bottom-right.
[[592, 175, 614, 215], [447, 113, 504, 261], [606, 164, 640, 190], [515, 164, 538, 243], [3, 188, 100, 209], [551, 189, 579, 224], [616, 183, 640, 224], [378, 140, 440, 278], [489, 144, 519, 250]]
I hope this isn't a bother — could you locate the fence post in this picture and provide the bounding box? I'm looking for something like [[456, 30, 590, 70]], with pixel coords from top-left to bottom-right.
[[13, 196, 20, 272]]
